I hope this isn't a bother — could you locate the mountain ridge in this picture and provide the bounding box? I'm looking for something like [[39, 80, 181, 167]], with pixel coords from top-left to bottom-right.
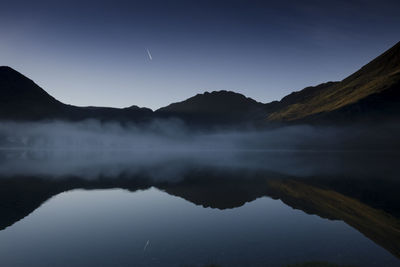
[[155, 90, 269, 124], [266, 41, 400, 122], [0, 66, 153, 122], [1, 40, 400, 125]]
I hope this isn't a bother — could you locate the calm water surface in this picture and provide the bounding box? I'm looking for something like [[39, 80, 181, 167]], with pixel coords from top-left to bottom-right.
[[0, 150, 399, 267]]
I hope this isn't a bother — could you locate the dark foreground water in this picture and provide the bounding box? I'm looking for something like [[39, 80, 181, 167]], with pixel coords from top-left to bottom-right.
[[0, 150, 399, 267]]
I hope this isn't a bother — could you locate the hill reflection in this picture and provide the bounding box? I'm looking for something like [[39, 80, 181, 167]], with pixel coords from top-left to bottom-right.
[[0, 150, 399, 260]]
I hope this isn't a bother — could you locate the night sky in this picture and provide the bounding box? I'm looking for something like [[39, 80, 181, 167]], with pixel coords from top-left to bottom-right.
[[1, 0, 399, 110]]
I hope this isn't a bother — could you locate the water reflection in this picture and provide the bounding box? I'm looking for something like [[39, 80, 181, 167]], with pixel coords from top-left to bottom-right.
[[0, 150, 399, 266]]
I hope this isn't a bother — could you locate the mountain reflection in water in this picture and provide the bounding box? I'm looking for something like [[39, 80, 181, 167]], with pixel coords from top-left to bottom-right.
[[0, 150, 399, 267]]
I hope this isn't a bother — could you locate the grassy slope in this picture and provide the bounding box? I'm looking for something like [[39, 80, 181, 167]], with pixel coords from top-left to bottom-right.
[[267, 41, 400, 121]]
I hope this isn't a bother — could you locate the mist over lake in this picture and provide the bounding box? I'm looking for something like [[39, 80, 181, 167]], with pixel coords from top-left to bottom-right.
[[0, 117, 399, 266]]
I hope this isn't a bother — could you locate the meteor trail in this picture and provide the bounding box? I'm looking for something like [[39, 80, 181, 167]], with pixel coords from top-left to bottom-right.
[[146, 49, 152, 60]]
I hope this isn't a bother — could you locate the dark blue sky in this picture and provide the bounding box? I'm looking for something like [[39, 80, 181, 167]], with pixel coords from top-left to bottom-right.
[[1, 0, 399, 109]]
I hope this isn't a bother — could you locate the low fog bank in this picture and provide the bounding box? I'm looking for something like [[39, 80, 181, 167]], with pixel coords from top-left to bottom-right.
[[0, 119, 399, 179], [0, 119, 399, 151], [0, 148, 398, 179]]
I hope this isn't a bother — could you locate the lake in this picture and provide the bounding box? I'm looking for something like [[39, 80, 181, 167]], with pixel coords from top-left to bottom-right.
[[0, 150, 399, 267]]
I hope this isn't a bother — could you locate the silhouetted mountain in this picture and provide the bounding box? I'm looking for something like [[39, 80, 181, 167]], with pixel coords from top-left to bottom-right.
[[0, 66, 153, 122], [156, 90, 269, 125], [266, 41, 400, 123], [0, 66, 65, 120], [1, 40, 400, 125]]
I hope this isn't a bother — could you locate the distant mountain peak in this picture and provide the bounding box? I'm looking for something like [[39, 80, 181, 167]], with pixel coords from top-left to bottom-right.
[[156, 90, 264, 114], [203, 90, 244, 96], [154, 89, 269, 125]]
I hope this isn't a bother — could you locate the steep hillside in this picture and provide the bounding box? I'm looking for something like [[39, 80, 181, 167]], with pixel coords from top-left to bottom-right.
[[267, 41, 400, 122], [0, 66, 66, 120], [0, 67, 153, 122]]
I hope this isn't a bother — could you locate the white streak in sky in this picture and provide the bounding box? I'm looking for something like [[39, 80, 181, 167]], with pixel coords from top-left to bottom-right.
[[146, 49, 152, 60]]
